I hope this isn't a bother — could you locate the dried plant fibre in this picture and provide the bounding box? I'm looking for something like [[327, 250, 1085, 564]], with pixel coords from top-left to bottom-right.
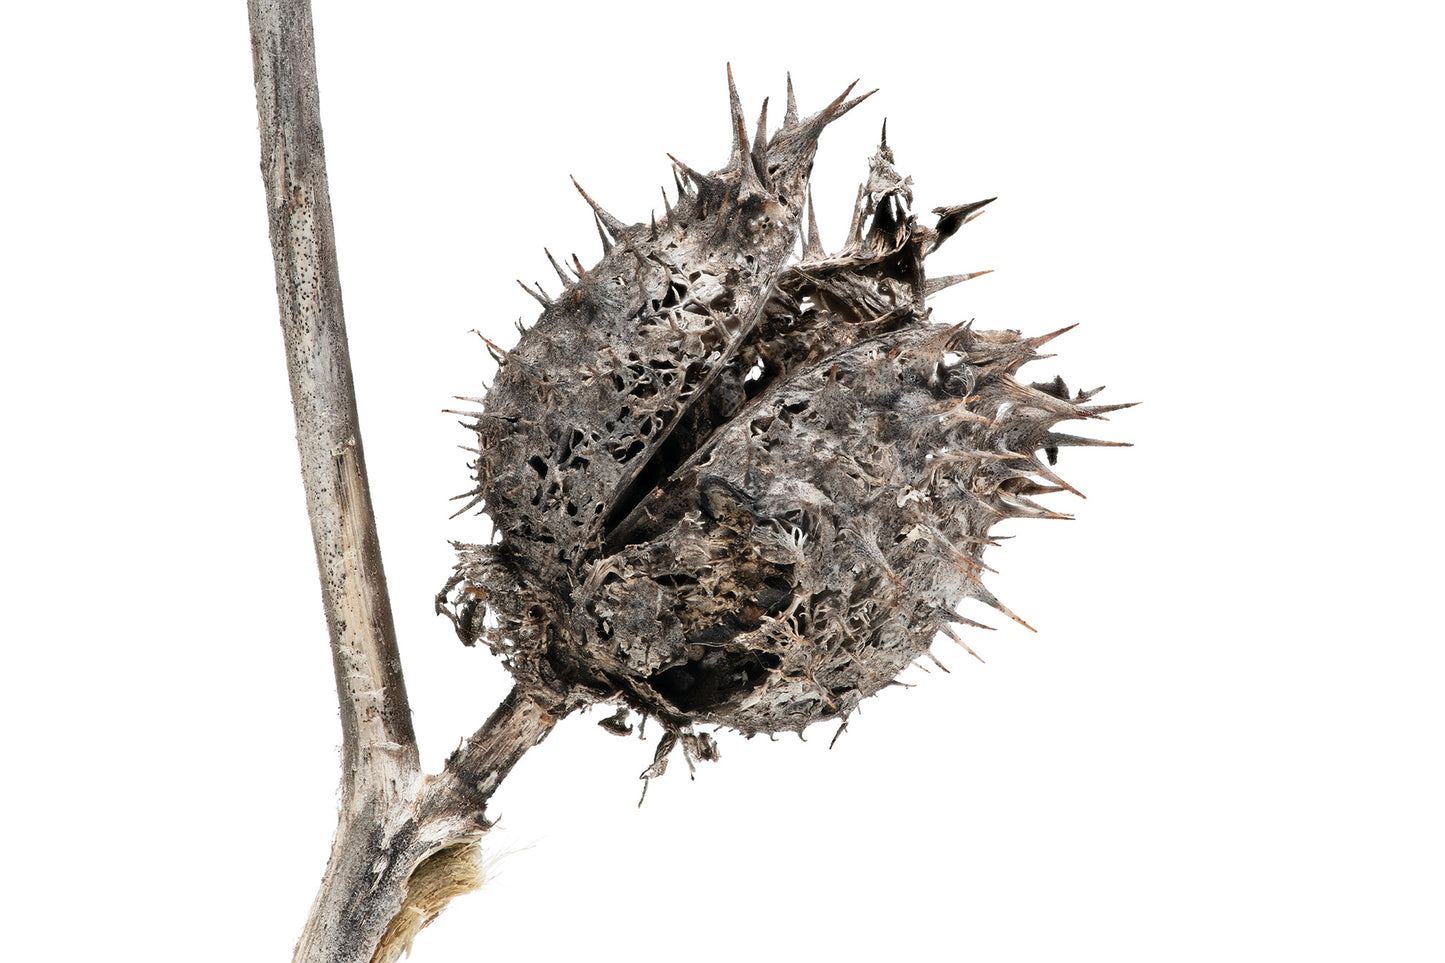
[[371, 844, 484, 963]]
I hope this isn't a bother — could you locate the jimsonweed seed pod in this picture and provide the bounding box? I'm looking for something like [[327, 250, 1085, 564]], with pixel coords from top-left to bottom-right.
[[437, 70, 1130, 772]]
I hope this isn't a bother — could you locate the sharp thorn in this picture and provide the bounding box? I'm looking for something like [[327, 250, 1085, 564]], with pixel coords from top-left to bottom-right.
[[544, 247, 574, 284], [846, 183, 866, 247], [1042, 431, 1133, 449], [726, 63, 746, 169], [469, 331, 508, 365], [804, 185, 824, 258], [750, 96, 773, 189], [447, 492, 485, 520], [1025, 323, 1080, 348], [571, 175, 629, 241], [944, 610, 997, 631], [1080, 401, 1141, 417], [792, 80, 873, 144], [826, 85, 876, 125], [740, 135, 767, 194], [976, 588, 1035, 633], [924, 270, 993, 297], [667, 154, 721, 193], [594, 213, 614, 254], [939, 624, 987, 663], [826, 79, 861, 118], [1027, 458, 1086, 498]]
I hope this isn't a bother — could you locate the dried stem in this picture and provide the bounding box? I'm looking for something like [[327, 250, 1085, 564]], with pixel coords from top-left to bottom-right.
[[247, 2, 569, 959], [247, 0, 418, 796]]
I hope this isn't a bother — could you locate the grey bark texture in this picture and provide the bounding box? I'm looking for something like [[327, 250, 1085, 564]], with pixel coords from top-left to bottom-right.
[[247, 2, 571, 959], [247, 0, 418, 808]]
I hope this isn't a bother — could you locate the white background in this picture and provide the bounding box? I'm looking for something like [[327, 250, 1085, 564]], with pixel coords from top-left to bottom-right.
[[3, 2, 1441, 960]]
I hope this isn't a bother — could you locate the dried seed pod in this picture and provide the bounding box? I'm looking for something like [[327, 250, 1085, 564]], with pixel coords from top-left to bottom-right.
[[439, 70, 1130, 751]]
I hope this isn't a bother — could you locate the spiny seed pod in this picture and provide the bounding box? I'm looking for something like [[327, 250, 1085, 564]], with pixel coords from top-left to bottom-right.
[[438, 69, 1131, 774]]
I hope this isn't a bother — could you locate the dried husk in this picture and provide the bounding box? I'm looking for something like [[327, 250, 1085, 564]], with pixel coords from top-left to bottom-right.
[[439, 70, 1129, 762]]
